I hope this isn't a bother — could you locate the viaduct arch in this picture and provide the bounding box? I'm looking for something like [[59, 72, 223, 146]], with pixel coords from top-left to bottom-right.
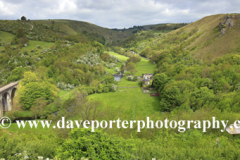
[[0, 81, 19, 117]]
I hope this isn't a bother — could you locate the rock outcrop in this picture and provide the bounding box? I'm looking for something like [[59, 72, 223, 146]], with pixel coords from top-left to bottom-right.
[[225, 19, 234, 27], [218, 15, 234, 37]]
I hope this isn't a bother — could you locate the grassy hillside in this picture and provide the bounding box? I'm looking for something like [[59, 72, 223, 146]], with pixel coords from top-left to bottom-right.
[[112, 23, 187, 52], [0, 19, 132, 45], [140, 14, 240, 63]]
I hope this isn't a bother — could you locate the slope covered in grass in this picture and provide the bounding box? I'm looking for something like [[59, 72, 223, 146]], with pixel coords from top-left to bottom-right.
[[141, 14, 240, 63]]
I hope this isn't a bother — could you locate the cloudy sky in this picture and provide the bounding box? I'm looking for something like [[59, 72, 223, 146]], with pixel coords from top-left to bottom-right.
[[0, 0, 239, 28]]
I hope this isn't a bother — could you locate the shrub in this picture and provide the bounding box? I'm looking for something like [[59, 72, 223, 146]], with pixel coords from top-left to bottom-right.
[[115, 67, 120, 72], [103, 86, 109, 93], [133, 76, 138, 81], [127, 75, 133, 81], [56, 128, 136, 159]]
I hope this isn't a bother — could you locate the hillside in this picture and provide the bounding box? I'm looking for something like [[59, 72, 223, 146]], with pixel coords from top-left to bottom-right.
[[140, 14, 240, 63], [112, 23, 187, 50], [0, 19, 131, 45]]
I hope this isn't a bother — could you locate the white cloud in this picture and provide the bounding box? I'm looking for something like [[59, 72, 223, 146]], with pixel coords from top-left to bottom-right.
[[0, 0, 238, 28], [0, 1, 17, 16]]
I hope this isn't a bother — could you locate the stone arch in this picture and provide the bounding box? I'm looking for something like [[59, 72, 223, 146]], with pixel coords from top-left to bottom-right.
[[11, 88, 17, 106], [2, 92, 11, 112]]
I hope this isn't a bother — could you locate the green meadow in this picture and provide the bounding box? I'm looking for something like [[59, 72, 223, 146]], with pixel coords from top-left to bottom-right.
[[88, 88, 160, 119], [108, 51, 129, 61], [20, 40, 55, 53], [135, 58, 155, 76], [0, 30, 55, 53], [106, 51, 155, 76], [0, 30, 15, 44]]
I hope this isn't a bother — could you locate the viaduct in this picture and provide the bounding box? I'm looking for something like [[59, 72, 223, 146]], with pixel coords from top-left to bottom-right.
[[0, 81, 19, 117]]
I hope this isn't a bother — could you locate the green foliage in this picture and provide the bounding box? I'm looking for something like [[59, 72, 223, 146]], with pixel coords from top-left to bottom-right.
[[19, 76, 58, 110], [6, 67, 24, 83], [190, 87, 215, 111], [160, 85, 181, 111], [22, 71, 38, 85], [152, 73, 169, 92], [92, 41, 104, 53], [97, 83, 103, 93], [126, 62, 137, 74], [0, 131, 60, 159], [127, 55, 141, 63], [56, 128, 136, 160], [104, 75, 115, 84], [31, 98, 47, 119]]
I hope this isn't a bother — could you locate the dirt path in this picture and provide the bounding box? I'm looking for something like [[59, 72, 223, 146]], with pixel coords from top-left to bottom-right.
[[27, 23, 34, 31]]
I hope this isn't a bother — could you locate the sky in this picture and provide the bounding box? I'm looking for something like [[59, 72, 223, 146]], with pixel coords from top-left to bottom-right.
[[0, 0, 239, 29]]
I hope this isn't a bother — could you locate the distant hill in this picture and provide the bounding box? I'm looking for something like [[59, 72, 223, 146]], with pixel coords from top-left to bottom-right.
[[112, 23, 187, 34], [0, 19, 187, 45], [111, 23, 187, 50], [0, 19, 132, 45]]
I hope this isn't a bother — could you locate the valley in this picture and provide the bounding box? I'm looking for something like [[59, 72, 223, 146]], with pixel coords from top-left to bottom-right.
[[1, 13, 240, 159]]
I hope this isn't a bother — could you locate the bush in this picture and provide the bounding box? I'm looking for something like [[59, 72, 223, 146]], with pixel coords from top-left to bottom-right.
[[0, 131, 60, 159], [127, 75, 133, 81], [56, 128, 136, 159], [84, 87, 97, 95], [5, 111, 21, 121], [133, 76, 138, 81], [103, 86, 109, 93], [115, 67, 120, 72]]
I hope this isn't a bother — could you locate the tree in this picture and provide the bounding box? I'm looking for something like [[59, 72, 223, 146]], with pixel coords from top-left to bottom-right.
[[120, 64, 125, 73], [31, 98, 47, 119], [126, 62, 137, 74], [160, 86, 180, 111], [21, 16, 26, 21], [74, 90, 88, 103], [98, 83, 103, 93], [6, 67, 24, 83], [16, 29, 25, 38], [152, 73, 169, 92], [127, 55, 141, 63], [104, 76, 114, 84], [19, 81, 56, 110], [22, 71, 38, 85]]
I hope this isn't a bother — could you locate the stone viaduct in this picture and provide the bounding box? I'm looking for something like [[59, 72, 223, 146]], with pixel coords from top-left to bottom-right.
[[0, 81, 19, 117]]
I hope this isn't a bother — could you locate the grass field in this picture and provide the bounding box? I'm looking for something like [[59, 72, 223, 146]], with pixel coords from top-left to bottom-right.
[[108, 51, 129, 61], [20, 40, 55, 53], [117, 78, 139, 87], [0, 30, 15, 44], [88, 87, 160, 120], [5, 120, 52, 133], [0, 30, 55, 53], [106, 51, 155, 76], [135, 58, 155, 76]]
